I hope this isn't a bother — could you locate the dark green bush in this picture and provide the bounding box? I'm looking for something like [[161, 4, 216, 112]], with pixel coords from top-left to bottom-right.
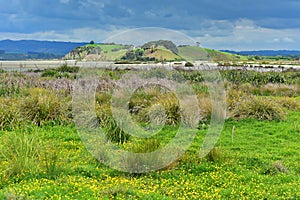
[[56, 64, 79, 73], [41, 65, 79, 78], [41, 69, 59, 78], [221, 70, 287, 86], [185, 62, 194, 67]]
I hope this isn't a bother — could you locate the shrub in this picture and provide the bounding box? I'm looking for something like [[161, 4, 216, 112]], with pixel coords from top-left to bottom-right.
[[56, 64, 79, 73], [221, 70, 287, 86], [232, 96, 287, 121], [41, 65, 79, 78], [114, 61, 133, 64], [41, 69, 59, 78], [185, 62, 194, 67]]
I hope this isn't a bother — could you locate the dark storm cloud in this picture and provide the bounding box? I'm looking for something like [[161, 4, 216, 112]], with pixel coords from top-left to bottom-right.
[[0, 0, 299, 49], [1, 0, 299, 31]]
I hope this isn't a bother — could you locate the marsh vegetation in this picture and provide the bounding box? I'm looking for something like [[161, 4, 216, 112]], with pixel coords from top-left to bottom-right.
[[0, 66, 299, 199]]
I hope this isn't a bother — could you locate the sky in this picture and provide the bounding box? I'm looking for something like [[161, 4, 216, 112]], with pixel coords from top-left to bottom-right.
[[0, 0, 300, 50]]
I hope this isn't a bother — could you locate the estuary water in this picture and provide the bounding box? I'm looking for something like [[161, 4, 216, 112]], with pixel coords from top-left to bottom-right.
[[1, 60, 299, 72]]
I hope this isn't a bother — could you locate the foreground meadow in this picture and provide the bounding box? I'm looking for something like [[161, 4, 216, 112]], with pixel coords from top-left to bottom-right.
[[0, 66, 299, 199]]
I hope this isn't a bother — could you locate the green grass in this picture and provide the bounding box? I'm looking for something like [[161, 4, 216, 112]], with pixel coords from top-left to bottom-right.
[[204, 48, 247, 61], [84, 44, 127, 61], [0, 111, 299, 199], [104, 49, 127, 60], [145, 46, 183, 61], [177, 46, 248, 62]]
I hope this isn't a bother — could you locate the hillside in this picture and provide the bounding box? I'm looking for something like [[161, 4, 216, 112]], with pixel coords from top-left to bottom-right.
[[143, 45, 183, 61], [64, 43, 131, 61], [64, 41, 244, 62], [178, 46, 210, 61], [205, 48, 248, 61]]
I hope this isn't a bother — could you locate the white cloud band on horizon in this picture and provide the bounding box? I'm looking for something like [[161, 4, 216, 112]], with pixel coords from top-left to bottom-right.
[[0, 20, 299, 50]]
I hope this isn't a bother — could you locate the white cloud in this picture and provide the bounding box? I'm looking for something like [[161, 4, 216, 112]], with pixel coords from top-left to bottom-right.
[[103, 27, 196, 46], [192, 19, 300, 50], [283, 37, 294, 43], [0, 27, 129, 42], [78, 0, 105, 9]]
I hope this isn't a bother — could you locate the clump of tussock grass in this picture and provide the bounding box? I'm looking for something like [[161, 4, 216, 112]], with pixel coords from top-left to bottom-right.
[[268, 96, 300, 111], [19, 88, 70, 126], [0, 98, 23, 131], [95, 103, 130, 144], [205, 146, 224, 163], [255, 83, 300, 97], [0, 131, 42, 177], [122, 139, 164, 173], [264, 161, 289, 175], [231, 95, 287, 121]]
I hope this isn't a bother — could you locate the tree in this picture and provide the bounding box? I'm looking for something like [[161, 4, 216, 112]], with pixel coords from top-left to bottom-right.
[[90, 40, 95, 44]]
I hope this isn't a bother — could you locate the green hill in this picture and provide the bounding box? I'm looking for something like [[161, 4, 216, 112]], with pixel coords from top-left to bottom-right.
[[64, 43, 130, 61], [64, 41, 246, 62]]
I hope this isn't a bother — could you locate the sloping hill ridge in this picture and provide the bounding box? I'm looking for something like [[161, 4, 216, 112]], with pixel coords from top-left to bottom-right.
[[64, 40, 243, 62]]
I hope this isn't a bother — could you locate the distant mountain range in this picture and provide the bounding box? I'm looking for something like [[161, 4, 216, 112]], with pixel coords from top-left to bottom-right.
[[0, 39, 87, 55], [221, 50, 300, 56]]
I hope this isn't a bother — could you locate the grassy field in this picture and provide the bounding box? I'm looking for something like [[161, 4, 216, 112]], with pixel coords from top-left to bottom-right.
[[0, 67, 299, 199]]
